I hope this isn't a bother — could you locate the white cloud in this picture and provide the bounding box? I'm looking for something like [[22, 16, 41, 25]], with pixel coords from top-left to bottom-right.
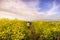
[[0, 0, 40, 21], [37, 1, 59, 19], [0, 0, 59, 21], [46, 2, 59, 16]]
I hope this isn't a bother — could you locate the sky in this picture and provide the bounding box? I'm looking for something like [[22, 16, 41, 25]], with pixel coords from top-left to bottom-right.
[[0, 0, 60, 21], [22, 0, 60, 19]]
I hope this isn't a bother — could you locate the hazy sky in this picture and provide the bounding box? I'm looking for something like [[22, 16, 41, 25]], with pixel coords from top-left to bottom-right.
[[0, 0, 60, 21], [22, 0, 60, 19]]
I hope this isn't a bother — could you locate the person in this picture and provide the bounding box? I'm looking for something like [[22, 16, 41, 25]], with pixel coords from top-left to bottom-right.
[[27, 21, 31, 28]]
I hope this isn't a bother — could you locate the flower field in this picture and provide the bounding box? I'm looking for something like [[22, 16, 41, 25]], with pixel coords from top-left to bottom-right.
[[0, 19, 60, 40], [0, 18, 30, 40], [31, 21, 60, 40]]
